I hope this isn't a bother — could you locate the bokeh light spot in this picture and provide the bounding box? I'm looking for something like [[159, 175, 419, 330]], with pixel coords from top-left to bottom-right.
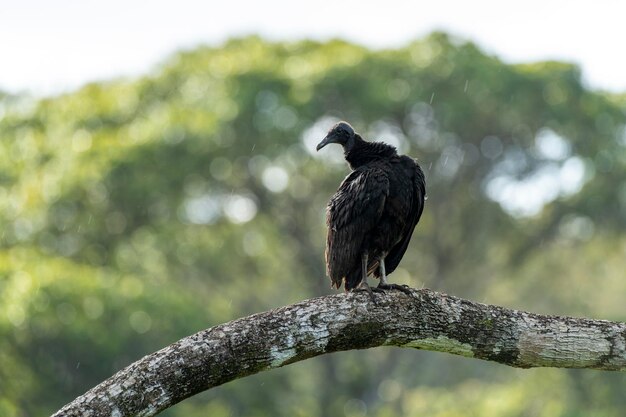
[[535, 128, 570, 160], [262, 166, 289, 193], [378, 379, 402, 402], [56, 303, 77, 325], [129, 311, 152, 334], [273, 106, 298, 130], [83, 297, 104, 320], [210, 157, 233, 181], [242, 231, 266, 256], [559, 215, 595, 241], [387, 79, 410, 101], [7, 304, 26, 327], [72, 129, 93, 152], [343, 398, 367, 417], [480, 136, 503, 160], [224, 195, 258, 224], [106, 212, 127, 234], [183, 194, 221, 225]]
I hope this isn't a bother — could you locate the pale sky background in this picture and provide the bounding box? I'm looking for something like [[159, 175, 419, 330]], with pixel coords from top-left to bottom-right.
[[1, 0, 626, 97]]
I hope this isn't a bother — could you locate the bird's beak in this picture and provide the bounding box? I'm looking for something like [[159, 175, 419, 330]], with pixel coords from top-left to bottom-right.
[[316, 135, 334, 151]]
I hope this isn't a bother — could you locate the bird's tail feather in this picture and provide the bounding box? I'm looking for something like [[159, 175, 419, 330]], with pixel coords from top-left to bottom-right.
[[344, 259, 381, 290], [344, 269, 361, 291]]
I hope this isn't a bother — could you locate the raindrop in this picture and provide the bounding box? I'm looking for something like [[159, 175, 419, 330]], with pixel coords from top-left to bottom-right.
[[437, 145, 463, 178], [407, 102, 438, 149], [461, 143, 480, 166]]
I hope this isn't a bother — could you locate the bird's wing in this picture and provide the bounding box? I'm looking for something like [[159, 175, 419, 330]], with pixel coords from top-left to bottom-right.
[[325, 168, 389, 288], [379, 163, 426, 276]]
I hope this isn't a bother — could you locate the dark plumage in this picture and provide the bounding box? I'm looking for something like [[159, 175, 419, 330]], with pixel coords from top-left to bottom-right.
[[317, 121, 426, 296]]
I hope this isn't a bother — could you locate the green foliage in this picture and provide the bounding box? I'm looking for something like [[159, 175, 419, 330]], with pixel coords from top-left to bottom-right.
[[1, 33, 625, 416]]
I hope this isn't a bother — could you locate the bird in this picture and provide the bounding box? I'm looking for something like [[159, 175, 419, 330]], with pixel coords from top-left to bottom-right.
[[316, 121, 426, 299]]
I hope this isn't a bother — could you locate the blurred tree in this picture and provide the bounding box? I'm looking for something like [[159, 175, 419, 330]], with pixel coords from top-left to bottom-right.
[[0, 33, 625, 416]]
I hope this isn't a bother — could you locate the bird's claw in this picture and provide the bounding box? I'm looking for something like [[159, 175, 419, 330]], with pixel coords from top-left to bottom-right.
[[377, 283, 412, 295], [353, 281, 384, 304]]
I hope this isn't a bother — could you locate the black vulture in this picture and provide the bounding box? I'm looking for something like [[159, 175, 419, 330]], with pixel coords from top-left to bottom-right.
[[316, 121, 426, 298]]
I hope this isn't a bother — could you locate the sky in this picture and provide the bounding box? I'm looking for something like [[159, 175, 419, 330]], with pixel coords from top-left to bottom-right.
[[1, 0, 626, 96]]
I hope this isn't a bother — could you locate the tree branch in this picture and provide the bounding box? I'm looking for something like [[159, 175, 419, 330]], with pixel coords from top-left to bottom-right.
[[52, 289, 626, 417]]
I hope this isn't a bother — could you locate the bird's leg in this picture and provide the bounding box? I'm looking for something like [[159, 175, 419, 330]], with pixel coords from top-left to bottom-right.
[[353, 253, 383, 302], [377, 255, 412, 295]]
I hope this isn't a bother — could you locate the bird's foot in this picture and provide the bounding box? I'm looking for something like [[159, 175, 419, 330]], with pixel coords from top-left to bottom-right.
[[353, 281, 384, 303], [377, 283, 412, 295]]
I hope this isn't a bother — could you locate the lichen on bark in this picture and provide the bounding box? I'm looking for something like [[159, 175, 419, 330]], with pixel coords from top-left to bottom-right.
[[52, 288, 626, 417]]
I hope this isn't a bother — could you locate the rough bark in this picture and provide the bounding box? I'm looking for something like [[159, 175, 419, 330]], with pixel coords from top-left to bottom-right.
[[52, 288, 626, 417]]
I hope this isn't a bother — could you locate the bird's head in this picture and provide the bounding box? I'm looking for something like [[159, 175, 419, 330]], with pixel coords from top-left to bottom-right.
[[316, 121, 356, 152]]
